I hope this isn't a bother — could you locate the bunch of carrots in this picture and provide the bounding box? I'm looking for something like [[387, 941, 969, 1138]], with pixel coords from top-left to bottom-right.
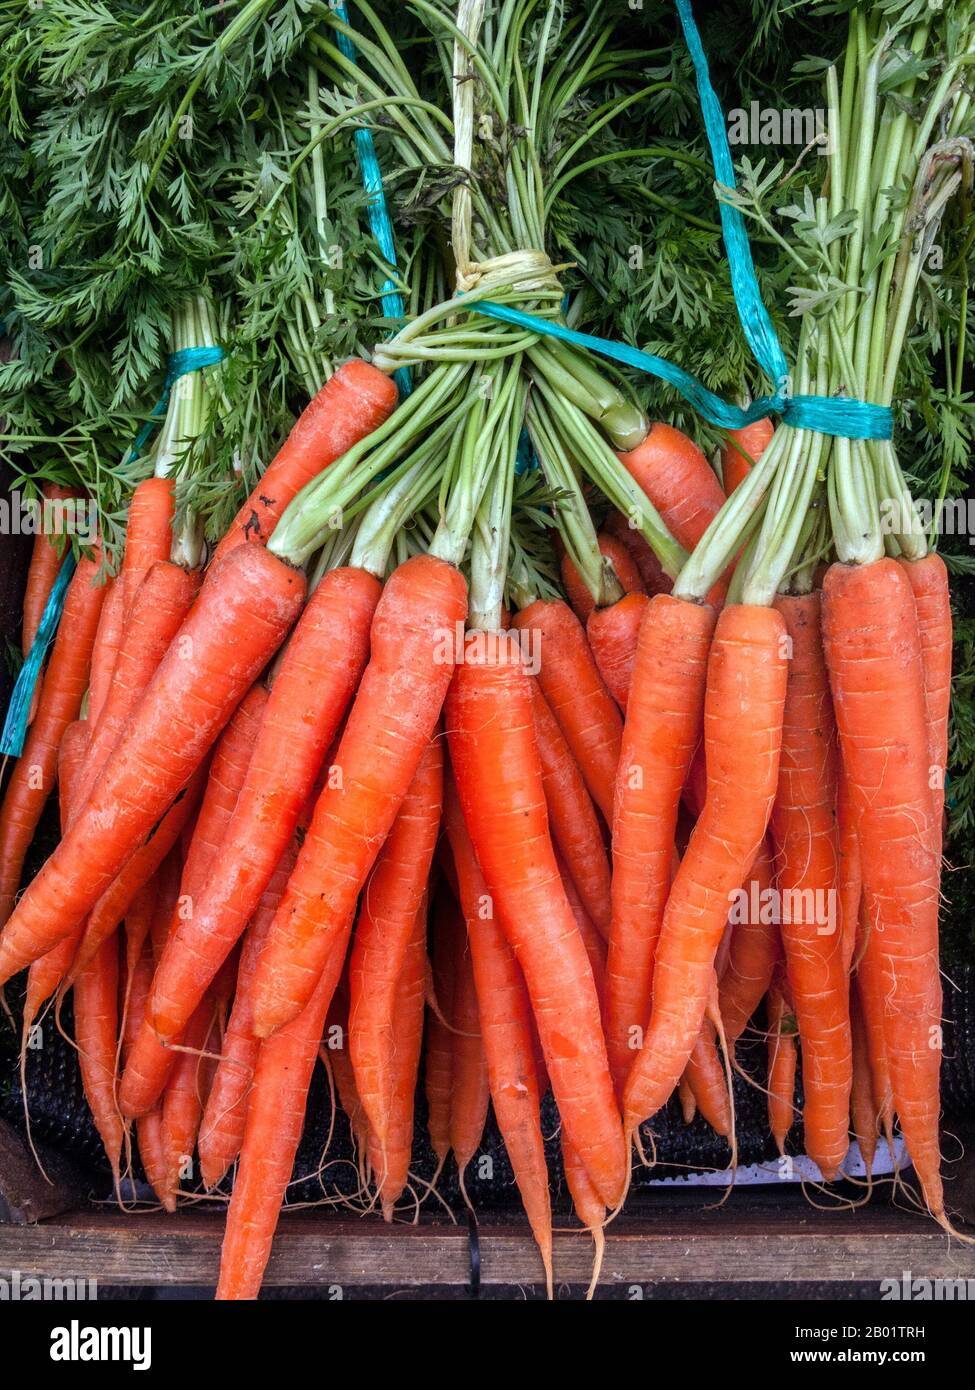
[[0, 0, 972, 1301]]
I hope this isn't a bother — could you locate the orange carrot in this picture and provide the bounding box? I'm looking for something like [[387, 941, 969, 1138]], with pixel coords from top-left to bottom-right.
[[530, 681, 611, 938], [717, 838, 778, 1047], [86, 579, 125, 730], [561, 533, 644, 624], [618, 422, 726, 551], [898, 551, 951, 858], [118, 690, 267, 1119], [21, 721, 90, 1030], [769, 592, 851, 1180], [683, 1020, 731, 1139], [719, 419, 775, 496], [250, 554, 467, 1039], [444, 781, 552, 1290], [215, 930, 349, 1300], [850, 985, 878, 1178], [21, 484, 77, 658], [513, 599, 622, 823], [424, 894, 456, 1176], [372, 894, 428, 1218], [74, 932, 123, 1183], [0, 542, 304, 984], [146, 566, 379, 1043], [75, 561, 201, 811], [349, 736, 442, 1150], [607, 593, 716, 1094], [767, 971, 797, 1155], [604, 509, 672, 596], [0, 550, 106, 927], [623, 604, 787, 1135], [197, 840, 298, 1188], [446, 631, 626, 1208], [822, 558, 944, 1224], [557, 849, 607, 1006], [67, 761, 207, 981], [137, 1105, 172, 1210], [120, 477, 175, 615], [213, 360, 398, 563], [587, 592, 649, 712], [561, 1134, 606, 1299]]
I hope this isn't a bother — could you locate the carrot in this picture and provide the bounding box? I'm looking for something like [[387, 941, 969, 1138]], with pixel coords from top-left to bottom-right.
[[607, 593, 716, 1094], [213, 360, 398, 564], [146, 566, 379, 1043], [836, 762, 861, 974], [197, 840, 298, 1188], [371, 894, 428, 1218], [74, 932, 123, 1183], [215, 930, 349, 1300], [444, 899, 489, 1189], [250, 554, 467, 1038], [424, 894, 456, 1176], [157, 996, 213, 1206], [86, 579, 125, 730], [138, 1105, 173, 1210], [118, 690, 268, 1118], [0, 550, 106, 927], [769, 592, 851, 1180], [850, 985, 879, 1178], [120, 477, 175, 616], [557, 849, 607, 1005], [21, 484, 77, 658], [853, 915, 896, 1153], [21, 721, 90, 1031], [67, 761, 207, 981], [324, 992, 371, 1170], [898, 551, 951, 859], [822, 558, 945, 1224], [587, 592, 649, 712], [716, 837, 778, 1047], [684, 1017, 731, 1139], [719, 419, 775, 496], [444, 780, 552, 1291], [561, 1134, 606, 1299], [623, 604, 787, 1135], [767, 971, 797, 1155], [604, 509, 672, 596], [75, 562, 201, 812], [349, 736, 442, 1150], [530, 681, 611, 938], [446, 631, 627, 1208], [513, 599, 622, 823], [561, 533, 644, 624], [0, 541, 305, 985], [618, 422, 726, 552]]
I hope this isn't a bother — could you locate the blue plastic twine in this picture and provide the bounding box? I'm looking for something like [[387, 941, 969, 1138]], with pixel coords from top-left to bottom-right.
[[1, 551, 77, 758], [472, 0, 892, 443], [334, 3, 412, 400], [1, 344, 225, 759]]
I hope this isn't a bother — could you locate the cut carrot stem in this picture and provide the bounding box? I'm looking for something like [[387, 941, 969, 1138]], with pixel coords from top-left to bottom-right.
[[587, 591, 648, 712]]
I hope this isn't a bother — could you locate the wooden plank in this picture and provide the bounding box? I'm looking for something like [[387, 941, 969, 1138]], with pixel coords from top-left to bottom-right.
[[2, 1200, 974, 1288]]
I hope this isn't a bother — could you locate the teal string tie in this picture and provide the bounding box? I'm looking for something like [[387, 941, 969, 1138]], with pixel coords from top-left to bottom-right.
[[471, 0, 891, 443], [335, 3, 412, 400], [125, 344, 226, 465], [1, 343, 225, 757], [1, 550, 77, 757]]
